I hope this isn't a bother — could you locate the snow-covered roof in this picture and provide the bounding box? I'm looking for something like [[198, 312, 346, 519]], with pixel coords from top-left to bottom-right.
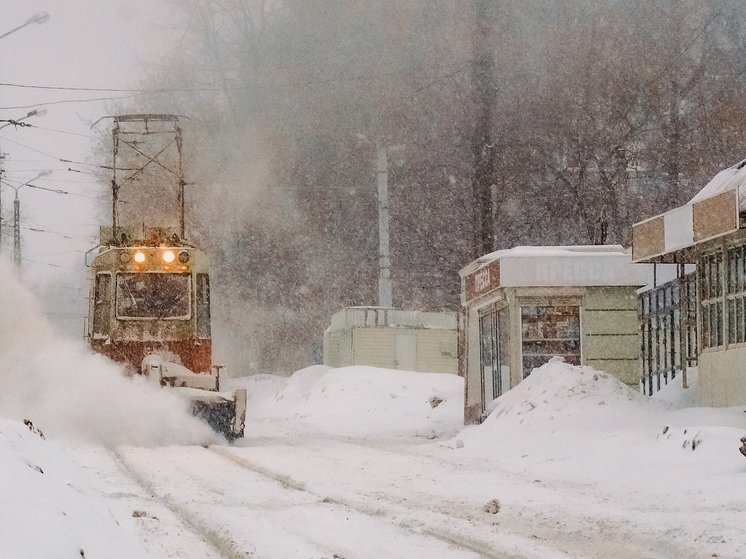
[[461, 245, 648, 303], [689, 157, 746, 207], [328, 307, 457, 331], [464, 245, 629, 271]]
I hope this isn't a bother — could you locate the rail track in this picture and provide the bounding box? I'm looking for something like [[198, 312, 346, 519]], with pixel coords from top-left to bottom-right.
[[110, 445, 531, 559], [218, 434, 700, 559], [209, 446, 530, 559]]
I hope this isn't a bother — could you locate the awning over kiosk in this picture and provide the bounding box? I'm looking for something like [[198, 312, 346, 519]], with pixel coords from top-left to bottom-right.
[[632, 189, 739, 263], [632, 158, 746, 263]]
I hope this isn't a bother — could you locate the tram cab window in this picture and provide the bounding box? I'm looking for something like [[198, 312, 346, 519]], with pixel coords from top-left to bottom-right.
[[196, 273, 211, 338], [92, 273, 112, 337], [116, 273, 191, 319]]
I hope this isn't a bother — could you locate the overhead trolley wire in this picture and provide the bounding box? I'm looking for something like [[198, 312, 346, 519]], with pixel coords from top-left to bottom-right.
[[0, 135, 140, 172], [0, 94, 143, 110], [0, 58, 475, 95], [2, 180, 100, 200]]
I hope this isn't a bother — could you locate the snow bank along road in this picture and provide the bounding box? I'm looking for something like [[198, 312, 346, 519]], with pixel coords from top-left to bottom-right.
[[3, 259, 743, 557]]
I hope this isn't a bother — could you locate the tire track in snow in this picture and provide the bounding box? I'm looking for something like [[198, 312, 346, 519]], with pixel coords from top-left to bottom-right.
[[113, 446, 482, 559], [111, 449, 257, 559], [211, 446, 538, 559], [216, 441, 692, 559], [316, 436, 701, 559]]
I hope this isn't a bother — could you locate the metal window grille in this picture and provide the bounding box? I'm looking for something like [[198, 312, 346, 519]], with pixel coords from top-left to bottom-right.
[[727, 245, 746, 345], [700, 251, 724, 349], [639, 272, 697, 395]]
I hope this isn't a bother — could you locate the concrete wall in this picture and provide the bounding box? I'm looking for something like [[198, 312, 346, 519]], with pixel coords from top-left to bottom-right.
[[323, 308, 458, 374], [583, 286, 640, 386], [351, 328, 397, 369], [699, 347, 746, 407]]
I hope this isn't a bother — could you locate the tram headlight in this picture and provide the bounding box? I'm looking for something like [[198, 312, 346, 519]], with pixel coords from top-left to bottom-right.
[[163, 250, 175, 263], [133, 251, 146, 263], [119, 251, 130, 263], [178, 250, 190, 264]]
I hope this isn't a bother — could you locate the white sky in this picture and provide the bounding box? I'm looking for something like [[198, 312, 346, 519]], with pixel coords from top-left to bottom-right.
[[0, 0, 180, 335]]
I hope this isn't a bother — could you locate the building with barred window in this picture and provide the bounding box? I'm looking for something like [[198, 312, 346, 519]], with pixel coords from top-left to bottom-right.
[[632, 158, 746, 407]]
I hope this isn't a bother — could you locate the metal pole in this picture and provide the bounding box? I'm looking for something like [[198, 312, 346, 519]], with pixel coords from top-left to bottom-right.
[[176, 123, 185, 240], [0, 21, 35, 41], [112, 120, 120, 232], [376, 139, 392, 308], [7, 170, 52, 265]]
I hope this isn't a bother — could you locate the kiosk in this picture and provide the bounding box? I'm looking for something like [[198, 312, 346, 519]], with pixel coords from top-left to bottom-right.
[[460, 246, 649, 424]]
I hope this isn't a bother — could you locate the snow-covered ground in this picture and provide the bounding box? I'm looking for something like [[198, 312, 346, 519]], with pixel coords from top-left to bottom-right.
[[2, 259, 746, 558]]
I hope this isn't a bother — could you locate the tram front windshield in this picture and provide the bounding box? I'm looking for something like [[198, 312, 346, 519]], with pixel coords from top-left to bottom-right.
[[116, 273, 191, 319]]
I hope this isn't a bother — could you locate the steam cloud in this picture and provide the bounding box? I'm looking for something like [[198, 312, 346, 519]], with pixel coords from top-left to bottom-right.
[[0, 257, 217, 446]]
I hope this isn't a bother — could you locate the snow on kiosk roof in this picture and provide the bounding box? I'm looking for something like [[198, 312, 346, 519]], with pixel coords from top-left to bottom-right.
[[460, 245, 647, 305]]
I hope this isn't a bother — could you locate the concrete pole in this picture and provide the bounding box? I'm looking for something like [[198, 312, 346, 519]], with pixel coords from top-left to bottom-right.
[[0, 151, 4, 252], [376, 139, 392, 308], [13, 194, 20, 266]]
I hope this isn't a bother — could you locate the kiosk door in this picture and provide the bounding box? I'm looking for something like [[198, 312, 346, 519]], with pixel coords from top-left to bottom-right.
[[479, 307, 510, 410]]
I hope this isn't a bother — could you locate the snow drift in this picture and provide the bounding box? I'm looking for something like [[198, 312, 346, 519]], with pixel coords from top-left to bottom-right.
[[0, 257, 215, 446], [0, 417, 149, 559], [453, 358, 746, 494], [233, 364, 464, 439]]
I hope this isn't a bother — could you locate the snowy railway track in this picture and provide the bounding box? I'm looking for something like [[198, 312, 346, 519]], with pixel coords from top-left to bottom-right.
[[217, 438, 697, 559], [209, 446, 547, 559], [111, 445, 524, 559], [111, 449, 253, 559]]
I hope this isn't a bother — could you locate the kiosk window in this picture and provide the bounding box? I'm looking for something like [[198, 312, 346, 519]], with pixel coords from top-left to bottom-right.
[[479, 306, 510, 406], [727, 245, 746, 345], [521, 305, 580, 377]]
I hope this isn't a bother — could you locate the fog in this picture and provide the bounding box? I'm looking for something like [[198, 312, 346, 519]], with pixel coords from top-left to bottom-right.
[[110, 0, 746, 375], [0, 257, 216, 446], [5, 0, 746, 376]]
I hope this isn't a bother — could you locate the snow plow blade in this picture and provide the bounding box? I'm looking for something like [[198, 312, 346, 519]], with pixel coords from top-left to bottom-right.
[[181, 388, 247, 441]]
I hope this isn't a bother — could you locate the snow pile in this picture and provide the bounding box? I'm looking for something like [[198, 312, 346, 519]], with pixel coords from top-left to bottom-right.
[[482, 356, 666, 431], [650, 367, 700, 408], [453, 358, 746, 494], [235, 365, 464, 439], [0, 258, 215, 446], [0, 417, 148, 559]]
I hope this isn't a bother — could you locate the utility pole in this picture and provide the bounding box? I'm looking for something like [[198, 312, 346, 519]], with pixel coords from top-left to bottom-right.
[[13, 193, 20, 266], [0, 150, 5, 252], [471, 0, 498, 258], [9, 170, 52, 266], [0, 110, 47, 256], [376, 138, 392, 308]]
